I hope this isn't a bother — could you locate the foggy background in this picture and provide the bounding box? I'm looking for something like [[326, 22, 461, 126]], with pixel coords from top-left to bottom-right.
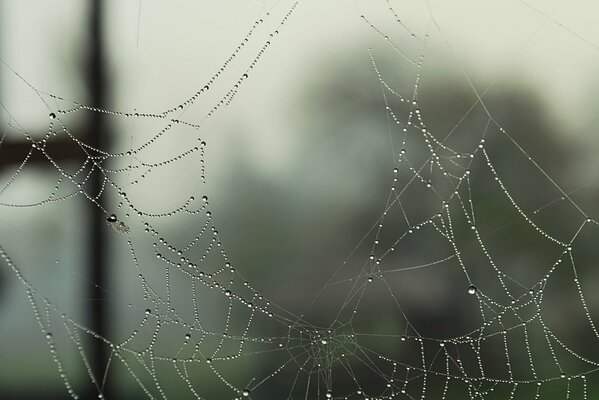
[[1, 0, 599, 398]]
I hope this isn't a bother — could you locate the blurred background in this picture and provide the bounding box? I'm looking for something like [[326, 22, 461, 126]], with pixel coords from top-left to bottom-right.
[[1, 0, 599, 399]]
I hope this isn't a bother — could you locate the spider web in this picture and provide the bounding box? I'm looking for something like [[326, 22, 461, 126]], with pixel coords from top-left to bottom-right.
[[1, 0, 599, 399]]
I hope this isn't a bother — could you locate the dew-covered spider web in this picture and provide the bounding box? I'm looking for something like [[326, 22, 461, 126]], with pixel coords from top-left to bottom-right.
[[2, 0, 599, 399]]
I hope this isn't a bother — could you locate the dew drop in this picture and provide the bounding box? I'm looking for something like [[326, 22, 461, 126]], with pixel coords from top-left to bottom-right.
[[467, 285, 477, 295], [242, 389, 250, 397], [49, 112, 56, 119]]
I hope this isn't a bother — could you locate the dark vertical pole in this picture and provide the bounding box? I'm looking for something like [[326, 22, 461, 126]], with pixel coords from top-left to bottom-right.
[[87, 0, 111, 397]]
